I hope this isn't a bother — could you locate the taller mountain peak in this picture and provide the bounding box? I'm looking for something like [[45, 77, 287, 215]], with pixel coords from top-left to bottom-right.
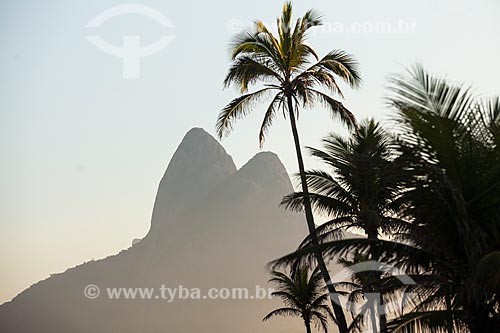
[[149, 128, 236, 232]]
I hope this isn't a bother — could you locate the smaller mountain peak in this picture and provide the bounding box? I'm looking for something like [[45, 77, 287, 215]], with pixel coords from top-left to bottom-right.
[[244, 151, 285, 171], [251, 151, 280, 162], [235, 151, 293, 192]]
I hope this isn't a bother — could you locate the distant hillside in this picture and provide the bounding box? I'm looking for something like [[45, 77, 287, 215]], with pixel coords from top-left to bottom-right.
[[0, 128, 315, 333]]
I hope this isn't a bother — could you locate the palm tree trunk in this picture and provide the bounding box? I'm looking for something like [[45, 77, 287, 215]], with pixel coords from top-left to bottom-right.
[[368, 230, 387, 333], [305, 319, 312, 333], [375, 269, 388, 333], [286, 95, 348, 333]]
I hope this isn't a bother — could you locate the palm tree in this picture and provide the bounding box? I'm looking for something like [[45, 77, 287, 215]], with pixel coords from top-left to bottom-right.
[[263, 266, 335, 333], [281, 119, 407, 332], [216, 3, 361, 331], [383, 64, 500, 333]]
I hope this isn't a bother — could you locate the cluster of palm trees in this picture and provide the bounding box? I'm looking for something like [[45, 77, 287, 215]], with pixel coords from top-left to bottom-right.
[[216, 2, 500, 332]]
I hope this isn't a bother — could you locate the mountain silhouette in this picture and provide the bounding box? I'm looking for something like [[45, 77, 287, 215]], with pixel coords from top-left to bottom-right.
[[149, 128, 237, 234], [0, 128, 310, 333]]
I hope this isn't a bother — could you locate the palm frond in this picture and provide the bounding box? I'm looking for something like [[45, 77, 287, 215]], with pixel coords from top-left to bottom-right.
[[270, 238, 433, 272], [259, 93, 285, 147], [388, 64, 474, 122], [282, 191, 354, 217], [216, 88, 274, 138], [300, 50, 362, 89], [386, 310, 464, 333], [309, 89, 357, 129], [262, 307, 302, 321], [223, 55, 283, 93], [230, 29, 285, 73]]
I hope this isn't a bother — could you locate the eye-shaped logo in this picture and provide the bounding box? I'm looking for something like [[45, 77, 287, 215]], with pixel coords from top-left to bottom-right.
[[330, 261, 416, 320], [86, 4, 175, 79]]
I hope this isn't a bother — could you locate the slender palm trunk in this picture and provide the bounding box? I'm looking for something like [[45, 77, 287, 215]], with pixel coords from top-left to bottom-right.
[[286, 95, 348, 333], [368, 229, 387, 333], [305, 319, 312, 333], [372, 271, 387, 333]]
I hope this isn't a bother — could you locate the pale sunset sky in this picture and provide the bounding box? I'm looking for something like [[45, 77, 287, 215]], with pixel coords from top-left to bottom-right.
[[1, 0, 499, 303]]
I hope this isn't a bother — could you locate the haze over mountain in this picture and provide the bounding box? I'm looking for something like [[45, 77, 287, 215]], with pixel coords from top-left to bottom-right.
[[0, 128, 311, 333]]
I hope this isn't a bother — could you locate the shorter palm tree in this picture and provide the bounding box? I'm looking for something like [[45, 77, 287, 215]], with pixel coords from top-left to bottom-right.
[[281, 119, 407, 333], [263, 266, 335, 333]]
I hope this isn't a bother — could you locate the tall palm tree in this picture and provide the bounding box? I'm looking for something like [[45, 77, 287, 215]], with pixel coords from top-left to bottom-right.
[[216, 3, 361, 331], [281, 119, 407, 332], [263, 266, 335, 333]]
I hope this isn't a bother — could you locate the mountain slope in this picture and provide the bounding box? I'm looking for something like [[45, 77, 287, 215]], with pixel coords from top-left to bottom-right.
[[0, 128, 309, 333]]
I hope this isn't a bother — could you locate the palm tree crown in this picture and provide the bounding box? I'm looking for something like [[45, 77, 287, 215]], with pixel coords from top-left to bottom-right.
[[281, 119, 407, 245], [216, 1, 361, 146], [263, 266, 335, 333]]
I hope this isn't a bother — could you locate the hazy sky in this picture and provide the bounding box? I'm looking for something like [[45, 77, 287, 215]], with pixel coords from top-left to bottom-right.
[[1, 0, 499, 304]]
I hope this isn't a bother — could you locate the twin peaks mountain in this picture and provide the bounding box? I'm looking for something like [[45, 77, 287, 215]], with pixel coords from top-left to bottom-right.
[[0, 128, 309, 333]]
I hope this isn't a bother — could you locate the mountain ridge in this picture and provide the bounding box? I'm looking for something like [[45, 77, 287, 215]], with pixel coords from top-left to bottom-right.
[[0, 127, 309, 333]]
